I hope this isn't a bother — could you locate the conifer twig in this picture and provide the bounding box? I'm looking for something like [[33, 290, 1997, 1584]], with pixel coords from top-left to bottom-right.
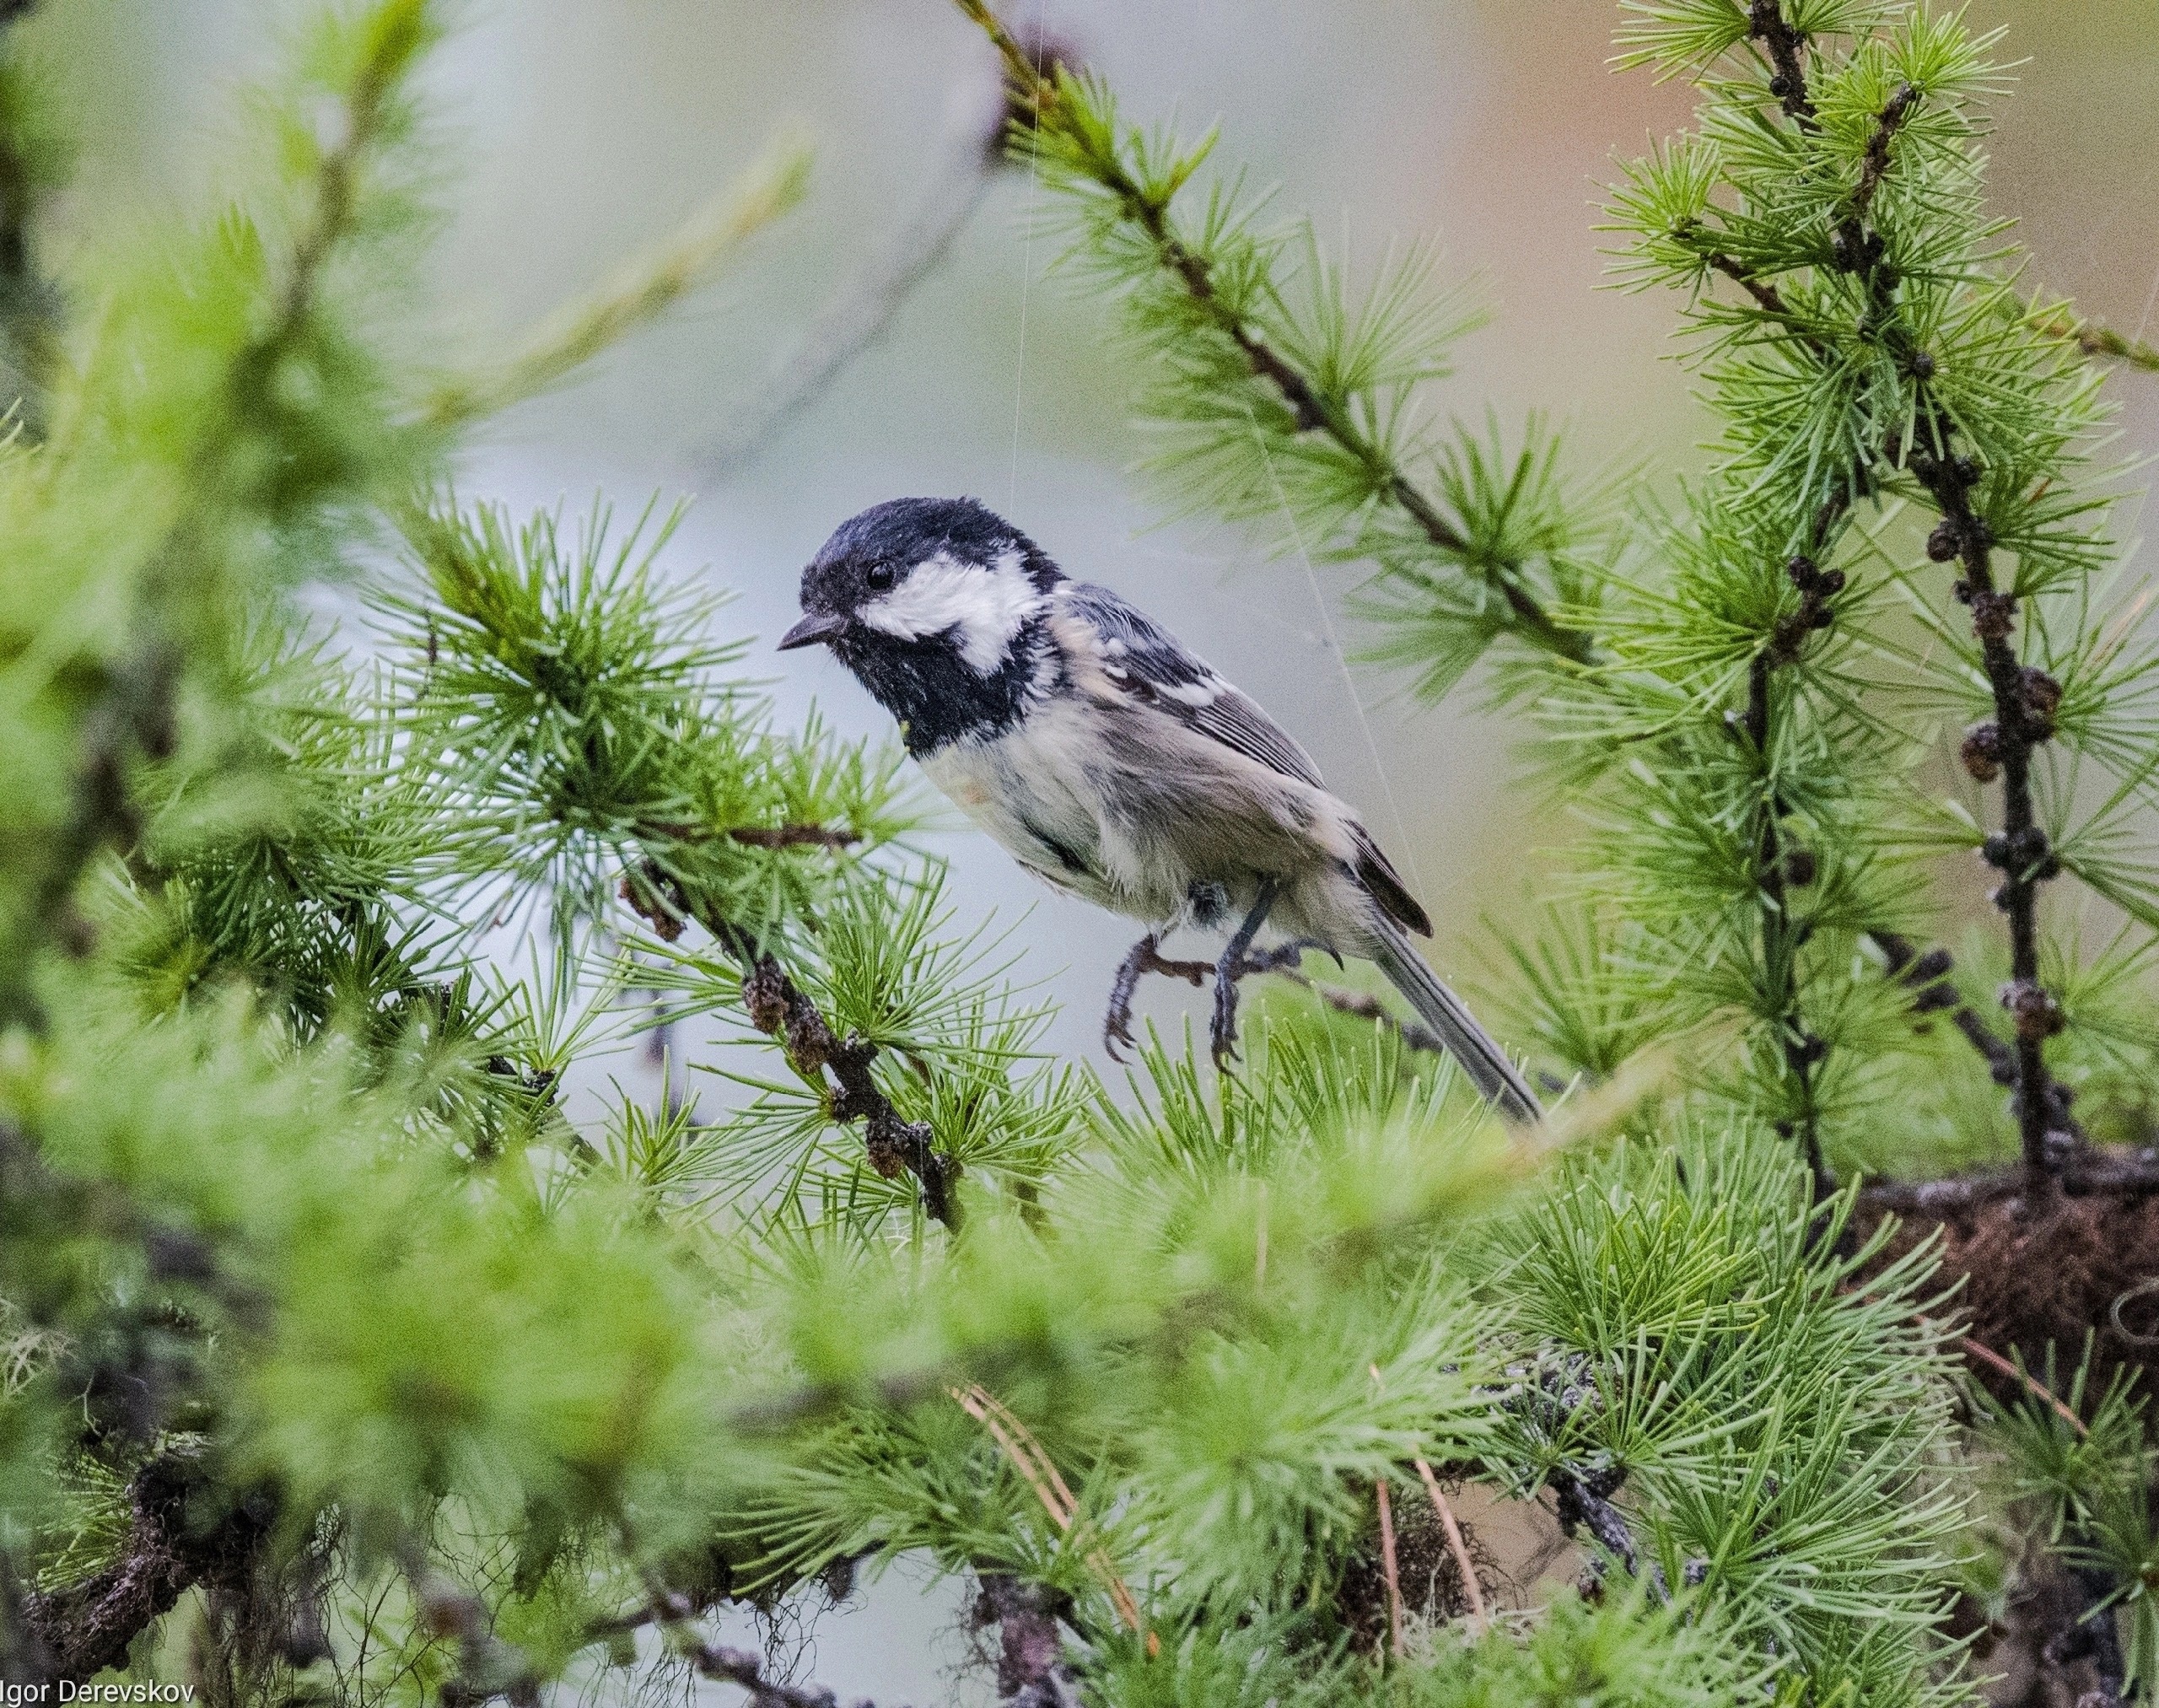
[[1268, 964, 1450, 1057], [13, 1450, 250, 1687], [1716, 12, 2067, 1198], [409, 1555, 541, 1706], [1747, 0, 1817, 125], [1544, 1461, 1668, 1603], [1111, 940, 1454, 1059], [1860, 1150, 2159, 1214], [1871, 931, 2088, 1147], [1548, 1468, 1643, 1579], [950, 0, 1593, 669], [423, 134, 812, 429], [724, 822, 861, 850], [1674, 53, 2080, 1200], [704, 140, 993, 473], [1644, 59, 1926, 1202], [2017, 306, 2159, 374], [738, 946, 961, 1226], [1909, 443, 2065, 1193], [2, 0, 423, 1025], [953, 1384, 1153, 1645], [622, 864, 962, 1226], [633, 1574, 886, 1708], [1955, 1336, 2087, 1434]]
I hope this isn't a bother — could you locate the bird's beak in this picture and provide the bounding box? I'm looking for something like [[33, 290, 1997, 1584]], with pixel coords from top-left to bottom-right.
[[778, 611, 846, 651]]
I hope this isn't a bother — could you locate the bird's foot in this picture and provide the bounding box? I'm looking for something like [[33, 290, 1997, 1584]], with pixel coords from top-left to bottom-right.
[[1209, 955, 1242, 1068], [1103, 935, 1153, 1063], [1237, 941, 1315, 978], [1211, 945, 1313, 1063], [1104, 934, 1209, 1063], [1209, 880, 1282, 1070]]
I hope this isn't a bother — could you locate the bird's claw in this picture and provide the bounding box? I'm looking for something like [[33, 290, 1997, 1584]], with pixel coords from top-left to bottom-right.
[[1105, 932, 1214, 1064], [1105, 950, 1157, 1070], [1106, 903, 1290, 1070], [1103, 1002, 1138, 1065], [1209, 962, 1242, 1067]]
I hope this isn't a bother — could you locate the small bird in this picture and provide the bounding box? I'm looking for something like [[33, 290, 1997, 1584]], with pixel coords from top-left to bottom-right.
[[780, 497, 1541, 1123]]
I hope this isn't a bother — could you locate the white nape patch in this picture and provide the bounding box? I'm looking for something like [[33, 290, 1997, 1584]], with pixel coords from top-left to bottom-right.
[[859, 547, 1042, 673]]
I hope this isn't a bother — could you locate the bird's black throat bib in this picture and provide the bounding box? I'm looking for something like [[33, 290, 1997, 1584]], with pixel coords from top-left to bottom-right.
[[835, 616, 1062, 757]]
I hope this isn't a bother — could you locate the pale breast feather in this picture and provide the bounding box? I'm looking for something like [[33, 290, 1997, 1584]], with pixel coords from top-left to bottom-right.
[[1055, 581, 1327, 789], [916, 702, 1111, 897]]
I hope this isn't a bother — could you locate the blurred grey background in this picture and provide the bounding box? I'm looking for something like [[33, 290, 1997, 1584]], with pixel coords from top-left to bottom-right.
[[39, 0, 2159, 1698]]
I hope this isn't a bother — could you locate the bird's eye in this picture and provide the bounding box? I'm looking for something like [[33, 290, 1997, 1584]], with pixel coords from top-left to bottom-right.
[[864, 563, 896, 591]]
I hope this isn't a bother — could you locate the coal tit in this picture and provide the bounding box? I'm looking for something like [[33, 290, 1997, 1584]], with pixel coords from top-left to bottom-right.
[[780, 496, 1539, 1123]]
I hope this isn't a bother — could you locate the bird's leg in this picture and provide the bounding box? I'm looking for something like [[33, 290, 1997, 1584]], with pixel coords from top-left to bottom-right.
[[1106, 935, 1216, 1061], [1104, 933, 1212, 1062], [1104, 934, 1157, 1063], [1211, 880, 1280, 1068]]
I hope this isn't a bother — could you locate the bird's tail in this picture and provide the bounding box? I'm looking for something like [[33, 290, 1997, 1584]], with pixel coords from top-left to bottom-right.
[[1367, 921, 1543, 1124]]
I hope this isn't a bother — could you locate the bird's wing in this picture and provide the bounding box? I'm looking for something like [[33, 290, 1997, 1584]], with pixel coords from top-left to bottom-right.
[[1057, 581, 1327, 789], [1054, 580, 1432, 937]]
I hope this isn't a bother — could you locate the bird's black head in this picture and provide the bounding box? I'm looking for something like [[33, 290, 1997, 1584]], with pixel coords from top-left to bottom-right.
[[780, 497, 1065, 754]]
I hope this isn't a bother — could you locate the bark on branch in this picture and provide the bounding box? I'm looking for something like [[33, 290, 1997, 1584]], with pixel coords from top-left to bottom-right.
[[622, 862, 961, 1226]]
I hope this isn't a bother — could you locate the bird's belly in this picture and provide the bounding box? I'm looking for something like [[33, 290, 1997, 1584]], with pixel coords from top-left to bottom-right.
[[918, 709, 1140, 913], [916, 704, 1349, 935]]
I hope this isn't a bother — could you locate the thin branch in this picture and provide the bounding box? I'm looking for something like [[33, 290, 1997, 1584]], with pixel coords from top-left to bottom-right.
[[2, 12, 412, 1024], [949, 0, 1594, 670], [622, 864, 962, 1226], [1374, 1479, 1405, 1659], [739, 946, 961, 1225], [1747, 639, 1831, 1201], [1548, 1468, 1665, 1599], [1705, 75, 2060, 1201], [724, 823, 861, 850], [1113, 940, 1456, 1059], [2019, 305, 2159, 374], [423, 136, 812, 430], [407, 1555, 541, 1707], [1272, 965, 1450, 1057], [1413, 1457, 1489, 1628], [692, 1641, 886, 1708], [1706, 250, 1796, 319], [1955, 1336, 2088, 1435], [1747, 0, 1817, 126], [1872, 931, 2086, 1152], [1677, 94, 1927, 1204], [1860, 1150, 2159, 1215], [953, 1385, 1152, 1645], [1872, 932, 2012, 1079], [1689, 66, 2065, 1193], [13, 1450, 265, 1687], [1907, 444, 2065, 1193], [704, 143, 993, 474], [636, 1578, 891, 1708], [1849, 82, 1918, 223]]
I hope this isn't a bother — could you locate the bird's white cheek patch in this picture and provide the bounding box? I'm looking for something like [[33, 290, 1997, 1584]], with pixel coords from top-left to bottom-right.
[[859, 549, 1042, 673]]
